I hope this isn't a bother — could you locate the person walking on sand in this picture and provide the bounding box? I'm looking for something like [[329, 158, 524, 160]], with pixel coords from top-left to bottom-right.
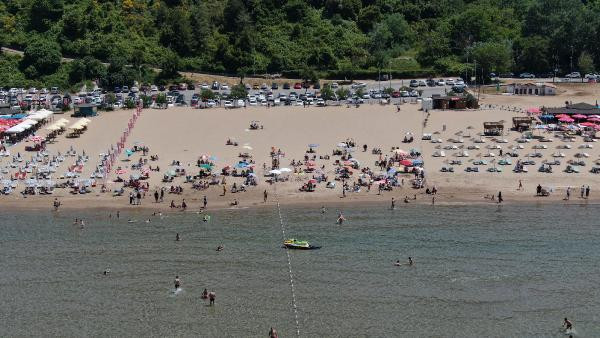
[[586, 185, 590, 198], [263, 190, 268, 203], [203, 195, 207, 209], [518, 180, 523, 190], [498, 191, 503, 203], [160, 188, 164, 202], [391, 197, 396, 210], [580, 185, 585, 198], [154, 190, 159, 203], [181, 199, 187, 210], [566, 187, 571, 200], [432, 196, 435, 205]]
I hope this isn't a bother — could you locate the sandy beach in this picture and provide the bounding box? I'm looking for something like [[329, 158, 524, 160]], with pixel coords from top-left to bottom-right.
[[3, 82, 600, 212]]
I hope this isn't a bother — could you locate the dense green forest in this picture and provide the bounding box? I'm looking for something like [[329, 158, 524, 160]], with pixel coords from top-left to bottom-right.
[[1, 0, 600, 89]]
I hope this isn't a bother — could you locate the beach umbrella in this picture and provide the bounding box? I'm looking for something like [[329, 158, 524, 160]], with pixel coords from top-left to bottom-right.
[[540, 114, 554, 120], [555, 114, 569, 119], [559, 117, 574, 123], [587, 117, 600, 122], [235, 162, 249, 168], [279, 167, 292, 173], [413, 159, 424, 166], [243, 145, 253, 150], [580, 122, 596, 127], [308, 144, 319, 148], [199, 163, 213, 170], [306, 160, 316, 166], [387, 168, 397, 176], [337, 142, 348, 148], [393, 149, 408, 155], [269, 169, 281, 175], [115, 168, 127, 175], [573, 114, 587, 119], [526, 107, 541, 114], [399, 159, 413, 166]]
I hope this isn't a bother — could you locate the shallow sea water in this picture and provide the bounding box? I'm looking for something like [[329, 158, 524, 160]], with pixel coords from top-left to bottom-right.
[[1, 203, 599, 337]]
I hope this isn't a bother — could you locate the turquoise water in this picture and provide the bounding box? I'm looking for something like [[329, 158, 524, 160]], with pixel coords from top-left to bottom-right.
[[1, 204, 600, 337]]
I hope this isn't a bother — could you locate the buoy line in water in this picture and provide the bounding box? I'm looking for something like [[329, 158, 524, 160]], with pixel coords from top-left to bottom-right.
[[273, 185, 301, 337]]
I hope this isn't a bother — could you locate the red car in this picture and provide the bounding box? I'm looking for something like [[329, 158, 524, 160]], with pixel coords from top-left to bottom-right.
[[392, 91, 401, 98], [293, 83, 302, 89]]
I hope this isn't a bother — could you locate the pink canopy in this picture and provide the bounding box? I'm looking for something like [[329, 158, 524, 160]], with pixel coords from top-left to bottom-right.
[[587, 117, 600, 122], [559, 117, 574, 123], [399, 159, 413, 166], [527, 107, 541, 114], [555, 114, 569, 119], [580, 122, 596, 127], [572, 114, 587, 119]]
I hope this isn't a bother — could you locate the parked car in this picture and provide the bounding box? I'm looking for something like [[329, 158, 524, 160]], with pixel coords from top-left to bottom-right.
[[426, 79, 436, 87], [409, 80, 419, 87], [566, 72, 581, 78], [271, 82, 278, 89], [436, 79, 446, 86], [519, 72, 535, 79], [313, 82, 321, 89], [418, 80, 426, 86], [283, 82, 290, 89], [293, 83, 302, 89]]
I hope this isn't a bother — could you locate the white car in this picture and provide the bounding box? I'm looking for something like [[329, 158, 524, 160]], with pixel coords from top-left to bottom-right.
[[39, 88, 48, 94], [436, 80, 445, 86], [28, 87, 37, 94], [151, 85, 158, 92], [446, 79, 455, 86], [236, 99, 245, 107], [131, 86, 139, 93], [206, 99, 216, 107], [248, 97, 257, 106], [224, 100, 233, 108], [201, 83, 210, 90], [362, 94, 370, 99], [316, 98, 325, 106], [221, 84, 230, 90]]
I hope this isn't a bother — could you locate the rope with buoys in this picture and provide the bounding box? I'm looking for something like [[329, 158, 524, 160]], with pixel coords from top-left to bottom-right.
[[273, 182, 301, 337]]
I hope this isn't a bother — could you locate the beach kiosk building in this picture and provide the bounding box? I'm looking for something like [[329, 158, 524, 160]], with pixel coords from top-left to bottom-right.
[[73, 104, 97, 117], [483, 121, 504, 136]]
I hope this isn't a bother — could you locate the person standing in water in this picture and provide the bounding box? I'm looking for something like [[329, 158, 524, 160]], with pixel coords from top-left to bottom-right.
[[391, 197, 396, 210], [176, 233, 180, 241], [563, 317, 573, 331], [53, 198, 61, 211], [203, 195, 207, 208], [408, 257, 413, 266], [321, 205, 326, 214], [263, 190, 268, 203], [208, 291, 215, 305], [269, 327, 278, 338], [337, 211, 345, 225], [174, 276, 181, 290]]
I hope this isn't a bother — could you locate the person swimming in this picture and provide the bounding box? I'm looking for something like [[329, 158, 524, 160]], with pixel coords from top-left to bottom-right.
[[203, 215, 210, 222], [408, 257, 413, 266], [103, 268, 111, 275], [216, 245, 224, 251], [174, 276, 181, 290], [395, 260, 401, 266], [321, 205, 326, 214]]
